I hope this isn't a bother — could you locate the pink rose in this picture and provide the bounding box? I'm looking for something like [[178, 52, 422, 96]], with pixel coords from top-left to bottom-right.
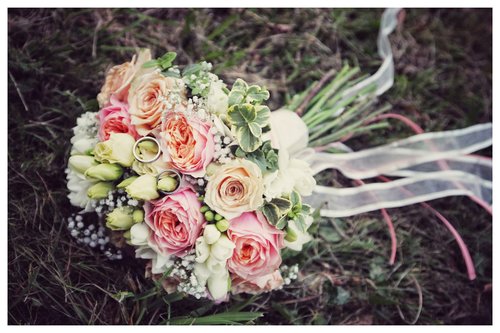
[[144, 187, 205, 257], [231, 270, 284, 295], [227, 212, 285, 280], [158, 113, 215, 177], [97, 98, 139, 141]]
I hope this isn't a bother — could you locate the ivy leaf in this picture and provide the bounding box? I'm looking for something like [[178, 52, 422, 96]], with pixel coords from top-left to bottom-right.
[[262, 203, 280, 226], [290, 191, 301, 207], [275, 216, 288, 230], [236, 126, 262, 152], [271, 197, 292, 214], [246, 85, 270, 103], [228, 104, 256, 127], [294, 213, 307, 233], [253, 105, 270, 126], [247, 122, 262, 137]]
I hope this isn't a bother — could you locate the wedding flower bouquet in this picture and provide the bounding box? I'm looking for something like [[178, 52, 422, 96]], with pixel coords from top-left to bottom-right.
[[66, 9, 492, 303]]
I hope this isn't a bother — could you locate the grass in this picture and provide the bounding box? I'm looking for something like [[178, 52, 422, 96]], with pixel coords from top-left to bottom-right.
[[8, 8, 492, 324]]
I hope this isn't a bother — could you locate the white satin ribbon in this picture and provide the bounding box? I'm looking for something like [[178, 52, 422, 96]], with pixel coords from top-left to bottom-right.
[[306, 170, 491, 218], [309, 123, 492, 179]]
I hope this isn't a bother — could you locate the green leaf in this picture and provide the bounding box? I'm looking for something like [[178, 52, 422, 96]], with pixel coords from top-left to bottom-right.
[[236, 126, 262, 152], [261, 203, 280, 226], [253, 105, 270, 126], [228, 104, 256, 126], [246, 85, 270, 103], [290, 190, 301, 207], [142, 60, 159, 68], [247, 122, 262, 137], [275, 216, 288, 230], [294, 213, 306, 233], [167, 311, 263, 325], [271, 197, 292, 213]]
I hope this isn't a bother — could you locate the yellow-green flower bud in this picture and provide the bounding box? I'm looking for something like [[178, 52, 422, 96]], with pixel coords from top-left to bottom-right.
[[157, 176, 178, 192], [138, 140, 159, 154], [123, 230, 131, 241], [285, 226, 298, 242], [87, 182, 114, 199], [85, 163, 123, 181], [68, 155, 98, 174], [200, 205, 210, 213], [117, 176, 139, 189], [204, 211, 215, 222], [106, 206, 135, 231], [214, 213, 223, 221], [125, 174, 159, 201], [215, 219, 229, 232], [132, 209, 144, 223]]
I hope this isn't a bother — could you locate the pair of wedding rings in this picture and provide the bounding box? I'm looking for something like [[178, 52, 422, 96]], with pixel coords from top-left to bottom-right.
[[132, 136, 182, 194]]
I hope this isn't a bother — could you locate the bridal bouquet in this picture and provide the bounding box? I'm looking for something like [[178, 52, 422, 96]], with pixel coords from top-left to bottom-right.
[[66, 9, 492, 303], [66, 48, 315, 301]]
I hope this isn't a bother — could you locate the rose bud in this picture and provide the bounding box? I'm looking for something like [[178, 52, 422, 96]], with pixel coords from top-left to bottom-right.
[[68, 155, 98, 174], [106, 206, 135, 231], [85, 163, 123, 181], [125, 174, 159, 201], [87, 182, 114, 199]]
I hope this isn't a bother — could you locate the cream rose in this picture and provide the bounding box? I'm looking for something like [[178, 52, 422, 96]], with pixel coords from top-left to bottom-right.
[[97, 49, 152, 108], [204, 159, 264, 219], [128, 71, 187, 135]]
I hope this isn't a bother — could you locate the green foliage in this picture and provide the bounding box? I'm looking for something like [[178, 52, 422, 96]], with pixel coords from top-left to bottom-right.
[[182, 61, 216, 96], [228, 78, 270, 106], [233, 141, 278, 173], [228, 103, 270, 152], [143, 51, 177, 70]]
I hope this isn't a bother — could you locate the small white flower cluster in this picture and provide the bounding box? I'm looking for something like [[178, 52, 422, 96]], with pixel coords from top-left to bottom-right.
[[90, 189, 140, 215], [280, 264, 299, 286], [212, 131, 234, 164], [183, 61, 214, 96], [170, 253, 208, 299], [73, 111, 98, 139], [66, 213, 123, 260]]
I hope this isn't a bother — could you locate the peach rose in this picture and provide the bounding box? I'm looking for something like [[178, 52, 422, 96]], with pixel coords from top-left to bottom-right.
[[128, 71, 186, 135], [231, 270, 284, 295], [97, 98, 139, 141], [227, 212, 284, 280], [204, 159, 264, 219], [144, 187, 205, 257], [158, 113, 214, 178], [97, 49, 152, 108]]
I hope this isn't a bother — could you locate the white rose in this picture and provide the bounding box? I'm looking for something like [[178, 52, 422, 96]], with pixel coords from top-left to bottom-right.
[[203, 225, 221, 245], [210, 235, 235, 262], [207, 269, 230, 300], [130, 223, 150, 246], [285, 215, 314, 251], [195, 236, 210, 263]]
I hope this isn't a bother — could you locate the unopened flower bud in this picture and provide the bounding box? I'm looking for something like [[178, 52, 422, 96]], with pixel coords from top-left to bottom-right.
[[87, 182, 114, 199], [200, 205, 210, 213], [138, 140, 159, 154], [125, 174, 159, 201], [285, 225, 298, 242], [215, 219, 229, 232], [214, 213, 223, 221], [85, 163, 123, 181], [117, 176, 138, 189], [132, 209, 144, 223], [203, 224, 221, 245], [68, 155, 98, 174], [204, 211, 215, 222], [157, 176, 178, 192]]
